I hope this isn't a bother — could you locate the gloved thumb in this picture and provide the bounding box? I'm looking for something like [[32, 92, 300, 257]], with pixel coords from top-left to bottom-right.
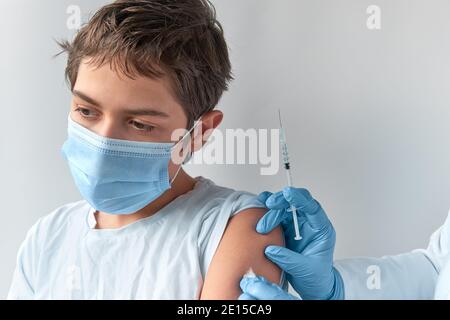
[[256, 209, 285, 234]]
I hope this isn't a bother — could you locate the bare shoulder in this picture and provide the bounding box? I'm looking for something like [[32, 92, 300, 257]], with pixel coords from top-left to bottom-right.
[[200, 207, 284, 300], [225, 207, 284, 252]]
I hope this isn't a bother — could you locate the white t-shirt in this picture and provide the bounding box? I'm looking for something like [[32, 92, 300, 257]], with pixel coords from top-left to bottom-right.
[[7, 177, 273, 300]]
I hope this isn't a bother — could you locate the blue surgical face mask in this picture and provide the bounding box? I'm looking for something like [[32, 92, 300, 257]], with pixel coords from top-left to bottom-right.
[[61, 116, 199, 215]]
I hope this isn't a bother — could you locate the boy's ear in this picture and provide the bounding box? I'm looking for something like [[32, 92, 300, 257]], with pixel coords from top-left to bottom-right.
[[191, 110, 223, 152]]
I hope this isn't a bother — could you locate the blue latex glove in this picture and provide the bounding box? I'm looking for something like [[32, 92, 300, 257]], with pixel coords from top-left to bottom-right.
[[239, 274, 300, 300], [241, 187, 344, 300]]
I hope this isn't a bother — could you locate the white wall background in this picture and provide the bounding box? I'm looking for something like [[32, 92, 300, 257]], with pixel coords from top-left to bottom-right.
[[1, 0, 450, 298]]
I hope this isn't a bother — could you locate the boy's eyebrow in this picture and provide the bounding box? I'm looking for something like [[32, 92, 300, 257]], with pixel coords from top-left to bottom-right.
[[73, 90, 102, 107], [72, 90, 169, 118], [126, 109, 170, 118]]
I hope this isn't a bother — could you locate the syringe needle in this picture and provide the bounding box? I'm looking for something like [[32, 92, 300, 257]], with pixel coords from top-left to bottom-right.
[[278, 109, 302, 241], [278, 109, 283, 129]]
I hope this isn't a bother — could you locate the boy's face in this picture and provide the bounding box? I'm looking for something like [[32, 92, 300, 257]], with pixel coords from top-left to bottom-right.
[[70, 58, 189, 143]]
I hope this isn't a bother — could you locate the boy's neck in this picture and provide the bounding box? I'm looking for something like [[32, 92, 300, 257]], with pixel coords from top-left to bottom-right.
[[93, 169, 197, 230]]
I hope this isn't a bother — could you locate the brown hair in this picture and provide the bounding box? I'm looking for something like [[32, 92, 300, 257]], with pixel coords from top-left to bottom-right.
[[57, 0, 233, 127]]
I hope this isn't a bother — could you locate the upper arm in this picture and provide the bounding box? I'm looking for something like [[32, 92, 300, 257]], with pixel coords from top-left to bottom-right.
[[200, 208, 284, 300], [8, 223, 40, 300]]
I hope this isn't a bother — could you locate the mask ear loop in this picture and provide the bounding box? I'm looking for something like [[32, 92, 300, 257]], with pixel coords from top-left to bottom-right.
[[170, 118, 203, 185]]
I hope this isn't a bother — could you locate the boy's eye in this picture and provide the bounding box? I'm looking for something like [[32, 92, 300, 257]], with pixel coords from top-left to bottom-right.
[[130, 120, 155, 132], [75, 107, 97, 118]]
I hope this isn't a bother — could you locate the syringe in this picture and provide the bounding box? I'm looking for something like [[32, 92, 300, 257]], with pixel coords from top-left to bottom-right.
[[278, 110, 302, 241]]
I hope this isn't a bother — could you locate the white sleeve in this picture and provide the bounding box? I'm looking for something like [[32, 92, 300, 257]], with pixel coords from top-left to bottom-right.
[[334, 211, 450, 300], [197, 191, 265, 279], [7, 220, 42, 300]]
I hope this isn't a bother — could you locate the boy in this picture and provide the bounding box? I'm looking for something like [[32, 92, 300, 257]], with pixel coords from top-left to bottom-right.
[[8, 0, 284, 299]]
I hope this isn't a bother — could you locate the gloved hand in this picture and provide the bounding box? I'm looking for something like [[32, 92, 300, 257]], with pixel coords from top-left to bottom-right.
[[239, 274, 300, 300], [239, 187, 344, 300]]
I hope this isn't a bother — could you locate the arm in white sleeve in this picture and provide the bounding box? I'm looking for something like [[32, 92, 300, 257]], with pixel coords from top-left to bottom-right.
[[334, 210, 450, 300], [7, 220, 41, 300]]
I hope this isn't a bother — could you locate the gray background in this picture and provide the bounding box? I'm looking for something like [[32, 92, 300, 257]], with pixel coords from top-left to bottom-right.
[[1, 0, 450, 298]]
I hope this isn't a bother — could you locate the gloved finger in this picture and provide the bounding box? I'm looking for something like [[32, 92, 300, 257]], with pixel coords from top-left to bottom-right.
[[265, 191, 291, 209], [256, 209, 289, 234], [240, 275, 299, 300], [257, 191, 273, 205], [238, 293, 257, 300], [283, 187, 330, 231], [264, 245, 309, 276]]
